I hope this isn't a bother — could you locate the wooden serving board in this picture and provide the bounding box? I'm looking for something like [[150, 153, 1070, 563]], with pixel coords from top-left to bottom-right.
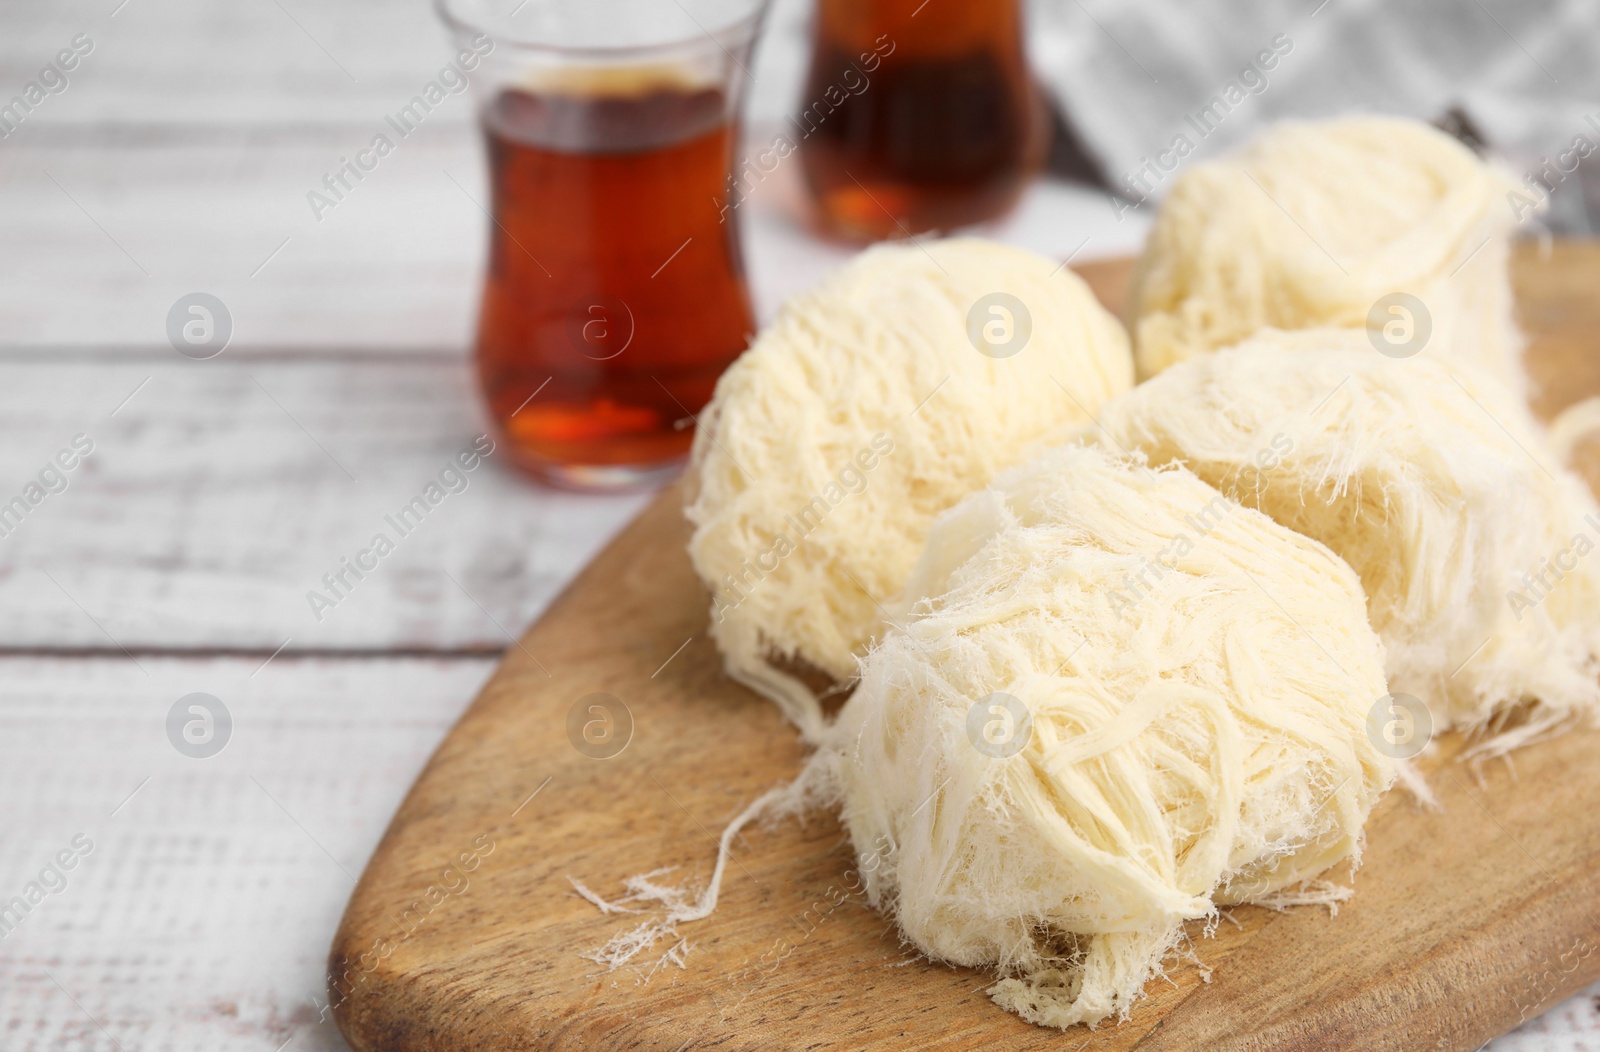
[[331, 246, 1600, 1052]]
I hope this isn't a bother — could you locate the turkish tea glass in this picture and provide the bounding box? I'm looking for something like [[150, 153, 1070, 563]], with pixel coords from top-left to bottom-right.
[[798, 0, 1046, 240], [437, 0, 767, 489]]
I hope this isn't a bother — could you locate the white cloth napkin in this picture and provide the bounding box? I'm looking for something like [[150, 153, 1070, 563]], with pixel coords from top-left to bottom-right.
[[1027, 0, 1600, 232]]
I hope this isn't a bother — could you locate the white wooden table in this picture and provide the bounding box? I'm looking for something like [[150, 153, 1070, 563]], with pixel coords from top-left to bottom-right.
[[0, 2, 1594, 1049]]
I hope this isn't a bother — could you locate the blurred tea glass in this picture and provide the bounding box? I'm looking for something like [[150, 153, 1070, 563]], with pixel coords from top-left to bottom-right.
[[437, 0, 767, 489], [799, 0, 1046, 240]]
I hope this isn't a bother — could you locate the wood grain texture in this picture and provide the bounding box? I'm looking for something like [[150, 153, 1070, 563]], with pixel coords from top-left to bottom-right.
[[0, 354, 649, 651], [0, 129, 1143, 352], [0, 0, 1147, 352], [330, 248, 1600, 1051], [0, 654, 498, 1052]]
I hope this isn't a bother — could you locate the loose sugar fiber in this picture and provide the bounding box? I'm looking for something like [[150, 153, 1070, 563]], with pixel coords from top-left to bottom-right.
[[1130, 117, 1522, 390], [817, 443, 1394, 1028], [1099, 332, 1600, 751], [686, 238, 1133, 739]]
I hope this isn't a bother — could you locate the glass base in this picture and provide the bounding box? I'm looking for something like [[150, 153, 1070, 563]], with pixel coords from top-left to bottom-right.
[[525, 457, 686, 493]]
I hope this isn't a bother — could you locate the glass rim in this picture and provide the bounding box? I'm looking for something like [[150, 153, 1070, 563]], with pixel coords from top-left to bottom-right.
[[433, 0, 769, 59]]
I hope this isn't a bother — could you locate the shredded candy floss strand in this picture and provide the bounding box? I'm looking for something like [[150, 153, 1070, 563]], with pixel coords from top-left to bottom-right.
[[821, 443, 1394, 1027], [1129, 116, 1524, 390], [685, 237, 1133, 740], [1098, 331, 1600, 753], [578, 180, 1596, 1029], [585, 444, 1395, 1029]]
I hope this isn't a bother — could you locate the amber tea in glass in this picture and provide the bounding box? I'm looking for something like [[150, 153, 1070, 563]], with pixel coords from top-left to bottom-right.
[[438, 0, 767, 489], [798, 0, 1045, 240]]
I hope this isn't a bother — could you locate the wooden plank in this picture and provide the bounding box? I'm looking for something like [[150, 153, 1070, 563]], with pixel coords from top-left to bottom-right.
[[0, 0, 492, 126], [0, 129, 1148, 352], [329, 248, 1600, 1050], [1515, 240, 1600, 423], [0, 0, 807, 132], [1, 4, 488, 356], [0, 128, 486, 351], [327, 484, 1600, 1052], [0, 641, 1587, 1052], [0, 653, 498, 1052], [0, 354, 650, 650], [0, 0, 1150, 351]]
